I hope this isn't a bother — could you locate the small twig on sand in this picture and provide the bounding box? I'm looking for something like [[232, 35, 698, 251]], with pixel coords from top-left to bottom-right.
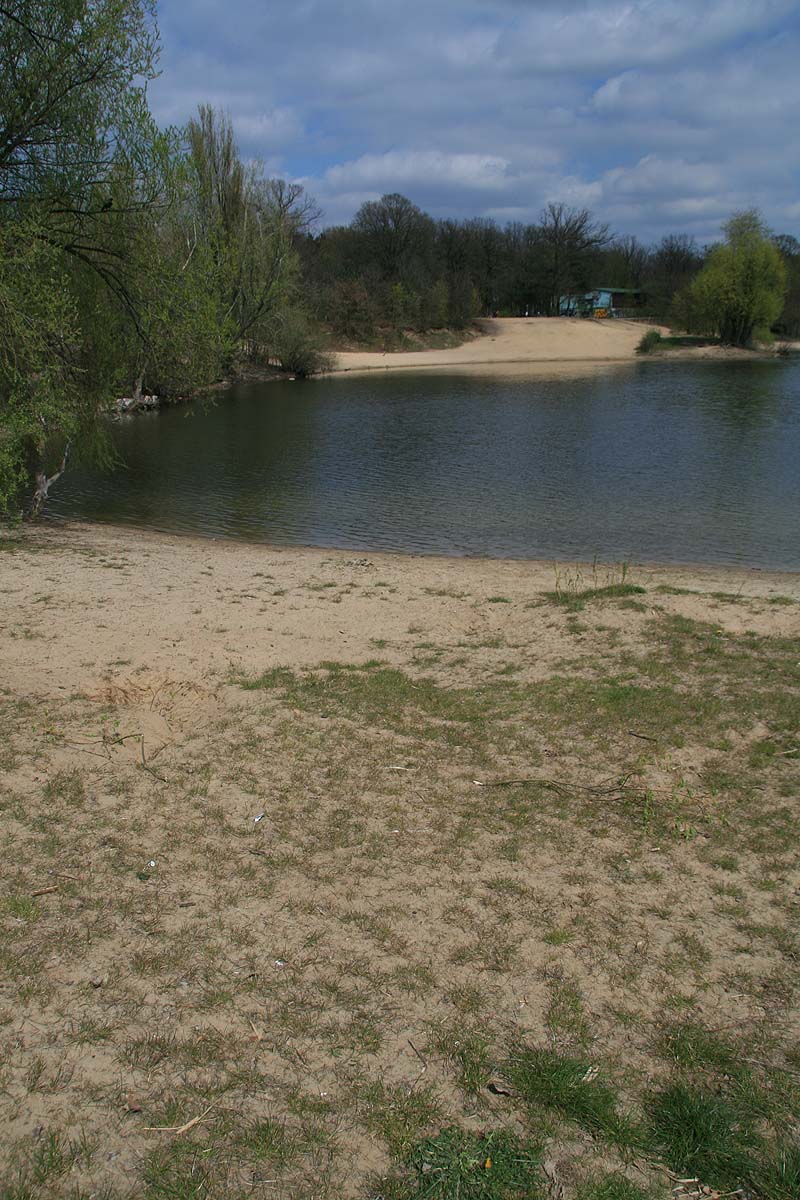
[[31, 885, 59, 897], [145, 1100, 218, 1136], [140, 736, 167, 783], [408, 1039, 427, 1067], [627, 729, 658, 742], [407, 1039, 428, 1093]]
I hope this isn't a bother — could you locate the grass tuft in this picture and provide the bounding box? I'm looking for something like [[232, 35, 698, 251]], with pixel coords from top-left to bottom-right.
[[505, 1048, 640, 1149], [376, 1127, 543, 1200], [645, 1083, 758, 1192]]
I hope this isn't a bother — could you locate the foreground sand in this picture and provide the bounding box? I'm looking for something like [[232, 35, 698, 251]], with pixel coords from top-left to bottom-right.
[[1, 523, 799, 1198], [3, 524, 799, 698]]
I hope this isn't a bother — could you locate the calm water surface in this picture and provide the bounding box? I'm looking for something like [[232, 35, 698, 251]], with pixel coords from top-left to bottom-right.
[[50, 360, 800, 569]]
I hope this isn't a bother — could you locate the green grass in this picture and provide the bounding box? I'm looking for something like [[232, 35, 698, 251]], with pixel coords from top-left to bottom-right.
[[576, 1176, 654, 1200], [544, 583, 646, 613], [376, 1127, 543, 1200], [504, 1048, 640, 1150], [361, 1083, 443, 1158], [427, 1026, 494, 1097], [646, 1084, 759, 1191], [654, 1021, 742, 1076]]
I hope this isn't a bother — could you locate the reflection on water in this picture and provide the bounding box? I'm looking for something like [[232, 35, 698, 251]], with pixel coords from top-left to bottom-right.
[[49, 359, 800, 569]]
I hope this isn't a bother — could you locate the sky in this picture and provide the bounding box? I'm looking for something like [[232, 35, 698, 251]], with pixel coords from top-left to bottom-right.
[[148, 0, 800, 244]]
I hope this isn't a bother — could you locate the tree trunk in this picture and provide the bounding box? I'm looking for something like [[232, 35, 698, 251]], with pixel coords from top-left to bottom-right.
[[29, 444, 69, 518]]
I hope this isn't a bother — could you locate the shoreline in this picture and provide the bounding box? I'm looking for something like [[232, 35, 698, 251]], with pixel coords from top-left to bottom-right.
[[3, 517, 797, 708], [115, 320, 791, 412], [329, 315, 783, 376]]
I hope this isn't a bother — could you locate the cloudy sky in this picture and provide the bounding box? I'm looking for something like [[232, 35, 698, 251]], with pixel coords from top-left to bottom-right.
[[149, 0, 800, 243]]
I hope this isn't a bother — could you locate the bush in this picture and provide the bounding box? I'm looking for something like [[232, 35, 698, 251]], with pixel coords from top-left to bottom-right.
[[636, 329, 663, 355], [272, 311, 335, 378]]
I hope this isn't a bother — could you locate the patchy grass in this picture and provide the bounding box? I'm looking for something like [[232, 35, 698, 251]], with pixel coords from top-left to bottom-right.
[[544, 583, 647, 613], [2, 537, 799, 1199]]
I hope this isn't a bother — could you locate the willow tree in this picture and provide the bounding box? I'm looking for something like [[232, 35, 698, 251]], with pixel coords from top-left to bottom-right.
[[684, 211, 786, 346], [0, 0, 169, 513]]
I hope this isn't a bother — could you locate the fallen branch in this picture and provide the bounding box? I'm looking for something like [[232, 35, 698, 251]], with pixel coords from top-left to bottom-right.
[[29, 442, 70, 518], [474, 774, 633, 796], [31, 885, 59, 897]]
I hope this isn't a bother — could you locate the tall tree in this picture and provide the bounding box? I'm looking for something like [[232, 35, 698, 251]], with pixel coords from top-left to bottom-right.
[[534, 203, 612, 315], [773, 234, 800, 338], [351, 193, 434, 281], [185, 105, 299, 351], [684, 210, 786, 346], [645, 233, 703, 320]]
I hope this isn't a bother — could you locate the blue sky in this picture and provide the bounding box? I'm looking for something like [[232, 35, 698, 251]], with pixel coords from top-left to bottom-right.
[[148, 0, 800, 243]]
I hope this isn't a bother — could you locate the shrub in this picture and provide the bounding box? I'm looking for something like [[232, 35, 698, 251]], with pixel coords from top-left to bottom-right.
[[272, 311, 335, 377], [636, 329, 663, 355]]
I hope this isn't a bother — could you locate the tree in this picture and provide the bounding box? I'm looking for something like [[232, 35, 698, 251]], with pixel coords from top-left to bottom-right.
[[772, 234, 800, 338], [684, 210, 786, 346], [351, 193, 434, 281], [0, 0, 169, 512], [534, 203, 612, 315], [645, 233, 703, 321], [599, 234, 648, 289], [185, 105, 299, 353]]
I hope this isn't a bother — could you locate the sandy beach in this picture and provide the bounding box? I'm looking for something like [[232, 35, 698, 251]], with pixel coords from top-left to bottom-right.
[[2, 523, 799, 700], [1, 522, 798, 1197], [334, 316, 656, 374], [332, 316, 784, 377]]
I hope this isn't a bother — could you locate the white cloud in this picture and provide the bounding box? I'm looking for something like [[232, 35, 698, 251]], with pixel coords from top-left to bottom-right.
[[234, 108, 304, 149], [324, 151, 511, 192]]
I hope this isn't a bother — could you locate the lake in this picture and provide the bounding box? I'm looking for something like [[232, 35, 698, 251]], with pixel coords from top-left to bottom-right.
[[49, 359, 800, 570]]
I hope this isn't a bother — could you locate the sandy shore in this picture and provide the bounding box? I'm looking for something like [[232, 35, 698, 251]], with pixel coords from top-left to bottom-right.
[[3, 522, 798, 702], [334, 316, 656, 374], [332, 316, 785, 376]]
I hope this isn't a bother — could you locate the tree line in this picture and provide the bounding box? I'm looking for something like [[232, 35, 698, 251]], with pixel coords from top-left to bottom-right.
[[301, 195, 797, 348], [1, 0, 798, 514]]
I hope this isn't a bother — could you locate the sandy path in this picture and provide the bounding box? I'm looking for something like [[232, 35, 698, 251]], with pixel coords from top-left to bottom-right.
[[334, 316, 661, 373]]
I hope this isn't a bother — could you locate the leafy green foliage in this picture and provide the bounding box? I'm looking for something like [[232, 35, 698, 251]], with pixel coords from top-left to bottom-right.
[[0, 10, 323, 513], [682, 210, 786, 346], [0, 1, 167, 509], [635, 329, 662, 354]]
